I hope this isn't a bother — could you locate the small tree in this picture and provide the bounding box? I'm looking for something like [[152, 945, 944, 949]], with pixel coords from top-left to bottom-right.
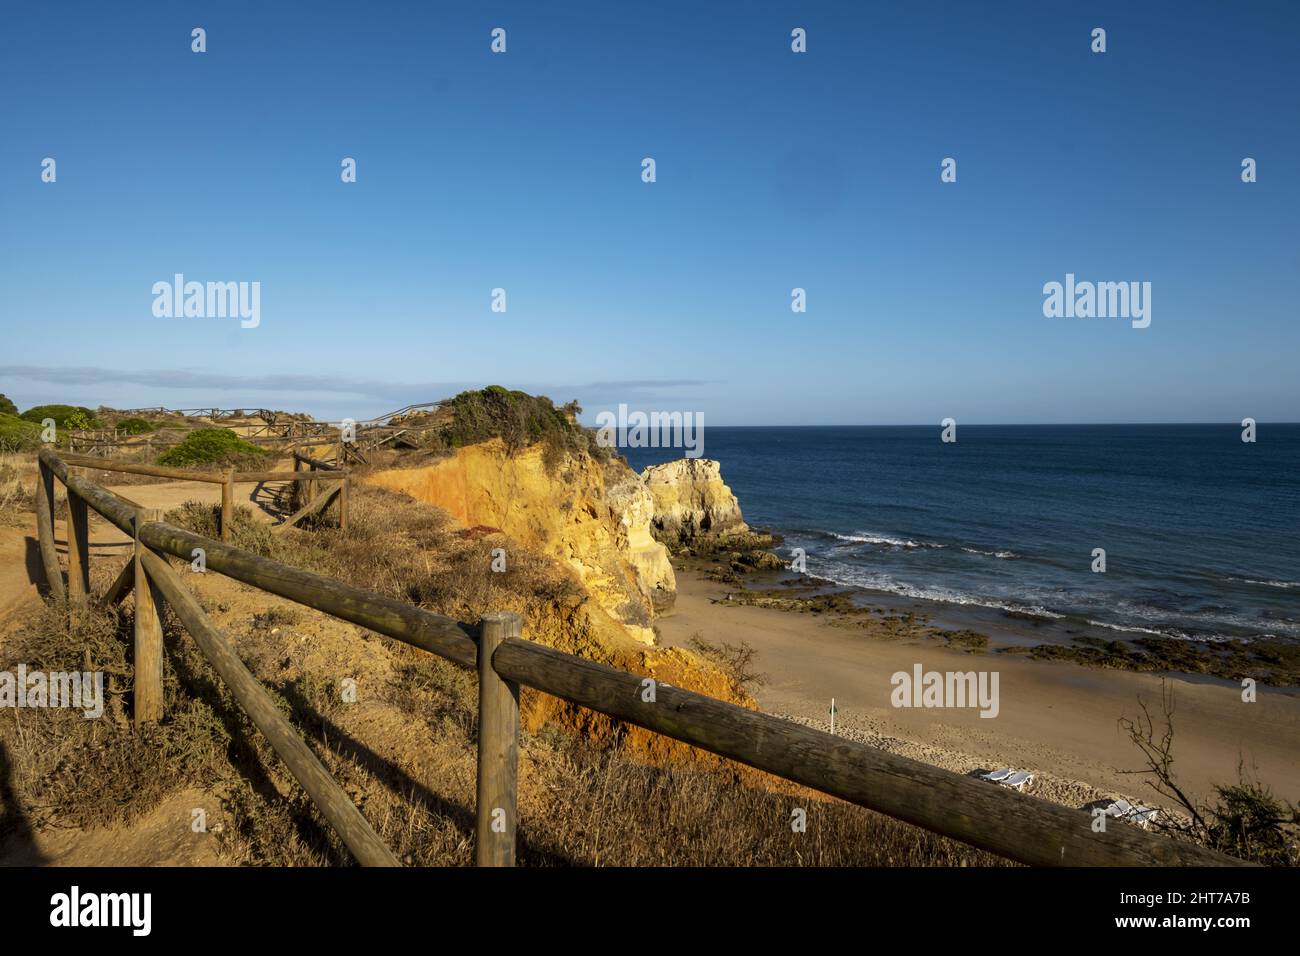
[[688, 633, 767, 697], [1120, 681, 1299, 865]]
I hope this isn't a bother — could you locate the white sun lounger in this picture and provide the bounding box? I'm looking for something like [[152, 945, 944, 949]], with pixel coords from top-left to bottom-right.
[[1001, 771, 1033, 790], [1105, 799, 1135, 818], [1131, 807, 1158, 828], [980, 768, 1014, 782], [1100, 800, 1157, 827]]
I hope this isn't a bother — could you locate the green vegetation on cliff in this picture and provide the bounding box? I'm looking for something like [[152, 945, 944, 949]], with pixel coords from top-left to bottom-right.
[[158, 428, 270, 468], [441, 386, 605, 468]]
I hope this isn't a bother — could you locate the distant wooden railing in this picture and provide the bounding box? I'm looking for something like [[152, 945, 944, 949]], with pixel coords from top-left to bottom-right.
[[66, 419, 442, 458], [33, 448, 1250, 869], [64, 399, 459, 459], [67, 420, 340, 456]]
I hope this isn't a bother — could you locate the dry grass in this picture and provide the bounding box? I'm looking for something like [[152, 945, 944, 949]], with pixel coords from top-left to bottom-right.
[[0, 453, 37, 525], [166, 488, 582, 624], [171, 629, 1009, 868], [0, 603, 233, 834], [0, 601, 1007, 867]]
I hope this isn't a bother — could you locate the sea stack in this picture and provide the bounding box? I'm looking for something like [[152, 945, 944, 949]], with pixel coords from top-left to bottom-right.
[[641, 459, 753, 551]]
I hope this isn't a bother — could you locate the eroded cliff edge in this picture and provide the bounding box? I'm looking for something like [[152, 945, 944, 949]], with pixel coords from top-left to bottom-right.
[[363, 439, 675, 645]]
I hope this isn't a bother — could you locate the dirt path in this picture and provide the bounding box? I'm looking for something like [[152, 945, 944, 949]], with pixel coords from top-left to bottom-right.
[[0, 475, 286, 621], [0, 528, 40, 627], [0, 480, 228, 623], [1, 790, 225, 867]]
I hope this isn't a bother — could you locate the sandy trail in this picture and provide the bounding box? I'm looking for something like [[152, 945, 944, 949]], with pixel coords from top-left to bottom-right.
[[655, 570, 1300, 810], [0, 480, 230, 623]]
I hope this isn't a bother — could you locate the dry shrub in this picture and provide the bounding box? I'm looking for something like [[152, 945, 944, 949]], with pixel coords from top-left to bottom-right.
[[165, 500, 280, 557], [517, 735, 1009, 867], [1121, 683, 1299, 865], [0, 453, 37, 524], [164, 488, 581, 624], [688, 632, 767, 696], [0, 603, 232, 834]]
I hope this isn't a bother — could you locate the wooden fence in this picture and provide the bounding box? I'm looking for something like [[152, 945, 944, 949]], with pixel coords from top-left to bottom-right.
[[33, 448, 1249, 868], [63, 399, 462, 459], [56, 453, 349, 541], [67, 418, 439, 458], [68, 421, 340, 456]]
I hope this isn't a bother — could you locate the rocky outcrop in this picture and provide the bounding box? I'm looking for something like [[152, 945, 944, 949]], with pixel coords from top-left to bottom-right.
[[362, 439, 674, 644], [605, 470, 676, 613], [641, 459, 767, 553]]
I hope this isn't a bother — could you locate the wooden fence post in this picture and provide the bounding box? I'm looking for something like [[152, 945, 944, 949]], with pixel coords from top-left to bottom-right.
[[476, 612, 521, 867], [66, 477, 90, 611], [133, 508, 165, 725], [36, 457, 65, 603], [339, 476, 350, 530], [221, 467, 234, 542]]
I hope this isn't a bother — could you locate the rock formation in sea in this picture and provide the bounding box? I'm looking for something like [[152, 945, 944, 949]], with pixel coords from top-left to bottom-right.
[[640, 458, 771, 554]]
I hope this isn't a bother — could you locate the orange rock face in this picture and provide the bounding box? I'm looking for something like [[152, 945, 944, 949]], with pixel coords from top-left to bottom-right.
[[362, 439, 674, 645]]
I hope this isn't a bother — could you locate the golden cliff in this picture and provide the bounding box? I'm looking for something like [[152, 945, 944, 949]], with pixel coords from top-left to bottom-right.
[[362, 439, 674, 645], [360, 440, 769, 762]]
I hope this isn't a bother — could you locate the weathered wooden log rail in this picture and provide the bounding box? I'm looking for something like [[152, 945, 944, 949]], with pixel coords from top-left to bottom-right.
[[33, 448, 1250, 869]]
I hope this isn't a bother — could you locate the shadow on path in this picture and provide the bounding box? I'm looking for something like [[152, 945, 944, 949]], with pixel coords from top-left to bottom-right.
[[0, 740, 49, 866]]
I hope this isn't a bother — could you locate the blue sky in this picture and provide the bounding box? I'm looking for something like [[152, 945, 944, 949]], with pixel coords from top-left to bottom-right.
[[1, 0, 1296, 425]]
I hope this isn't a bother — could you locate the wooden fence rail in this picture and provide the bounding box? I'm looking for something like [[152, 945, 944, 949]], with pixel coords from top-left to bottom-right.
[[58, 453, 348, 540], [33, 448, 1250, 869]]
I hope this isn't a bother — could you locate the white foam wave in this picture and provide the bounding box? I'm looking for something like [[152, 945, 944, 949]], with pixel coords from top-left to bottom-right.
[[827, 530, 944, 549], [962, 547, 1018, 559], [1085, 619, 1174, 638], [819, 566, 1065, 620]]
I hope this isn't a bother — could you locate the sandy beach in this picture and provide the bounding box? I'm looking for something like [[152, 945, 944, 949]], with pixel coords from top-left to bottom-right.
[[655, 564, 1300, 814]]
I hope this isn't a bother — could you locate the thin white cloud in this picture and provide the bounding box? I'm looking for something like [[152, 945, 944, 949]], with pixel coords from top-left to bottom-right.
[[0, 365, 712, 416]]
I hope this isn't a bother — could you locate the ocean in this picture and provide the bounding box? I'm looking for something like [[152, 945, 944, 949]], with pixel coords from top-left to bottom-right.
[[621, 424, 1300, 645]]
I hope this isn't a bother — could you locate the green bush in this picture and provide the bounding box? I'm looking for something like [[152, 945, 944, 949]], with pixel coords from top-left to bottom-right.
[[440, 386, 608, 470], [158, 428, 270, 468], [0, 394, 17, 416], [0, 413, 43, 452], [117, 417, 156, 435], [20, 404, 97, 429]]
